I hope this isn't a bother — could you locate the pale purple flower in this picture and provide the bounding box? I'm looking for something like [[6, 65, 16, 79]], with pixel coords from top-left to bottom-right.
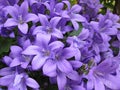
[[33, 14, 63, 39], [42, 45, 80, 89], [91, 11, 120, 36], [0, 9, 15, 37], [2, 40, 32, 69], [22, 33, 64, 70], [89, 11, 120, 53], [60, 1, 86, 30], [4, 1, 38, 34], [79, 0, 102, 21], [10, 46, 32, 69], [42, 46, 78, 77], [67, 28, 89, 60], [0, 67, 39, 90], [55, 70, 80, 90], [86, 57, 120, 90], [49, 70, 80, 90]]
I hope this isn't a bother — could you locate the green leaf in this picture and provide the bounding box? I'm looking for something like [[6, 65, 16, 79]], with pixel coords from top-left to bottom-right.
[[69, 24, 83, 36], [70, 0, 78, 5], [0, 37, 15, 55]]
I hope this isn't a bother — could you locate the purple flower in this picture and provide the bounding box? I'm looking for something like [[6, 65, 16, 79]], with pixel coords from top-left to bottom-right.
[[30, 2, 46, 14], [22, 33, 80, 89], [67, 28, 89, 60], [91, 11, 120, 36], [0, 67, 39, 89], [68, 28, 89, 48], [42, 46, 78, 77], [79, 0, 102, 21], [0, 8, 15, 37], [28, 0, 50, 14], [22, 33, 64, 70], [55, 70, 80, 90], [2, 40, 32, 69], [89, 11, 120, 54], [86, 57, 120, 90], [4, 1, 38, 34], [42, 45, 80, 89], [60, 1, 86, 30], [10, 46, 32, 69], [33, 14, 63, 39], [49, 70, 81, 90]]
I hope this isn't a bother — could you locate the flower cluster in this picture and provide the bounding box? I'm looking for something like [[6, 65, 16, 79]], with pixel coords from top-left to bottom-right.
[[0, 0, 120, 90]]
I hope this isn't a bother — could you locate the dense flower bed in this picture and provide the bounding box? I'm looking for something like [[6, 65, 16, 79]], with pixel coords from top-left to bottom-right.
[[0, 0, 120, 90]]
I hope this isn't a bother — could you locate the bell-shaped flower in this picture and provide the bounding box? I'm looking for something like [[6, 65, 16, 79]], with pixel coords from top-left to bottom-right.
[[4, 1, 38, 34]]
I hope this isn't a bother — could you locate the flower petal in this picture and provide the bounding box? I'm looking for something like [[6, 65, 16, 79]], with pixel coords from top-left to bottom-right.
[[22, 45, 40, 55], [18, 23, 28, 34], [67, 71, 80, 81], [36, 33, 50, 48], [62, 1, 71, 10], [38, 14, 49, 26], [32, 55, 47, 70], [43, 60, 57, 77], [5, 6, 18, 19], [10, 46, 23, 58], [0, 75, 14, 86], [95, 79, 105, 90], [72, 14, 86, 22], [33, 26, 45, 35], [49, 41, 64, 51], [57, 59, 73, 73], [57, 72, 67, 90], [87, 79, 94, 90], [50, 17, 61, 28], [10, 58, 21, 67], [20, 1, 28, 16], [25, 14, 38, 22], [3, 56, 12, 66], [103, 27, 117, 35], [62, 47, 76, 59], [26, 78, 39, 89], [71, 20, 79, 30], [72, 85, 85, 90], [71, 4, 81, 13], [69, 61, 83, 69], [4, 18, 18, 27], [102, 75, 120, 90], [14, 74, 23, 86], [52, 28, 63, 39], [0, 67, 13, 76], [78, 28, 89, 40]]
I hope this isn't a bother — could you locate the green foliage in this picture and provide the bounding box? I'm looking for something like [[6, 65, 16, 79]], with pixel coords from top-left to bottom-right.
[[100, 0, 115, 13], [69, 23, 82, 36], [0, 37, 16, 58], [70, 0, 78, 5]]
